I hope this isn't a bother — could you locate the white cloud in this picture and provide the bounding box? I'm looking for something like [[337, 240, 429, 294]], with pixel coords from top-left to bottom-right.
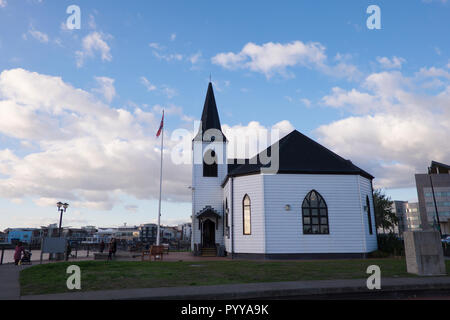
[[209, 80, 230, 93], [0, 69, 296, 211], [125, 204, 138, 213], [149, 43, 201, 68], [24, 26, 49, 43], [161, 85, 177, 99], [88, 14, 97, 29], [140, 76, 157, 92], [376, 56, 406, 69], [212, 40, 360, 80], [0, 0, 6, 8], [322, 87, 378, 114], [152, 104, 192, 121], [189, 52, 202, 65], [76, 32, 112, 67], [93, 76, 116, 102], [301, 98, 312, 107], [0, 68, 191, 210], [153, 51, 183, 62], [322, 61, 362, 81], [422, 0, 448, 4], [316, 68, 450, 189], [223, 120, 294, 159], [170, 33, 176, 41], [10, 212, 89, 229], [149, 42, 163, 50], [140, 77, 177, 98], [212, 41, 327, 78], [435, 47, 442, 56], [416, 66, 450, 79]]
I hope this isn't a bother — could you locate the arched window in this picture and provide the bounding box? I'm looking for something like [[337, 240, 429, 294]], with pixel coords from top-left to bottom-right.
[[366, 196, 373, 235], [243, 195, 251, 235], [203, 149, 218, 177], [302, 190, 329, 235]]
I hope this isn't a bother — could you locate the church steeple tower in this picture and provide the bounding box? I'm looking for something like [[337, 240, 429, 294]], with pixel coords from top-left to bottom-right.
[[191, 82, 228, 253], [194, 82, 226, 141]]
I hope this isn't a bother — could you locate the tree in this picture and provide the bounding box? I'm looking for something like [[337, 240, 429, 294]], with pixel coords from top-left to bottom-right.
[[373, 189, 398, 233]]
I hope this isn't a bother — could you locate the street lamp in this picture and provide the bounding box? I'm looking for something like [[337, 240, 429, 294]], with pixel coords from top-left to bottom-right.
[[57, 202, 69, 237], [428, 167, 442, 237]]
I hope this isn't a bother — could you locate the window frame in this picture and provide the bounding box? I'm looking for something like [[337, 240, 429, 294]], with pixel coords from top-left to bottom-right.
[[302, 190, 330, 235], [225, 198, 230, 238], [366, 196, 373, 235], [203, 149, 218, 177], [242, 194, 251, 235]]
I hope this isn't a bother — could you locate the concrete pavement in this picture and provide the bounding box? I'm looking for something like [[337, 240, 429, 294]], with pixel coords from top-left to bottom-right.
[[0, 264, 24, 300]]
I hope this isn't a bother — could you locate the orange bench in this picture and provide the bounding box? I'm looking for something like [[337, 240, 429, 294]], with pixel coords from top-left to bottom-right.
[[142, 245, 165, 261]]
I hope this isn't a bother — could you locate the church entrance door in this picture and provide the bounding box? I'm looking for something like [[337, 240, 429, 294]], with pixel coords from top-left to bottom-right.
[[202, 219, 216, 248]]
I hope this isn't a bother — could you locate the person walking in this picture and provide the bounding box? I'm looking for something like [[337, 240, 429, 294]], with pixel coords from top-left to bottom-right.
[[108, 238, 117, 260], [99, 240, 105, 253], [14, 242, 25, 266], [65, 242, 72, 261]]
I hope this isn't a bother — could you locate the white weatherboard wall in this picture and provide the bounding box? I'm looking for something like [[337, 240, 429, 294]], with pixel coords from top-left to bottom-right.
[[223, 179, 231, 252], [191, 141, 227, 247], [358, 176, 378, 252], [263, 174, 372, 254], [231, 175, 266, 254]]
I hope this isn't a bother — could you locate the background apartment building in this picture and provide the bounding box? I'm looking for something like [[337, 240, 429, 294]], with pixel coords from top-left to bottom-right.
[[415, 161, 450, 235], [139, 223, 158, 244], [385, 201, 421, 237]]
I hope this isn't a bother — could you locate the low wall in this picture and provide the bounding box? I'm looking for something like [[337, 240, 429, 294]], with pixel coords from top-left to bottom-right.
[[404, 231, 447, 276]]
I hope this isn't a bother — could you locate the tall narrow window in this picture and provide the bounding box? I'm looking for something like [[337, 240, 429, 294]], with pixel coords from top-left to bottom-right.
[[302, 190, 329, 235], [203, 149, 218, 177], [366, 196, 373, 235], [225, 198, 230, 238], [243, 195, 251, 235]]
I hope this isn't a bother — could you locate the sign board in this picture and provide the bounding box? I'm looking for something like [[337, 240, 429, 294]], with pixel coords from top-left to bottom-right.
[[41, 238, 67, 254]]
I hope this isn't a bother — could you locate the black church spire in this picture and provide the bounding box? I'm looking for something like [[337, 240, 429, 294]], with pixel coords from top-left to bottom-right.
[[194, 82, 226, 141]]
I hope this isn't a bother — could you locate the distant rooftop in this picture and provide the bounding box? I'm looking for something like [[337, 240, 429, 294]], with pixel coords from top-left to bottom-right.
[[430, 161, 450, 174]]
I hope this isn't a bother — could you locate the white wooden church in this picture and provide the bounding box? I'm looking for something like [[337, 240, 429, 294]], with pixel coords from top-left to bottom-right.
[[191, 83, 378, 259]]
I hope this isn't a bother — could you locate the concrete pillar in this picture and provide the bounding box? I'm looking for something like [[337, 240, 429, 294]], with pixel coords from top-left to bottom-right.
[[404, 230, 446, 276]]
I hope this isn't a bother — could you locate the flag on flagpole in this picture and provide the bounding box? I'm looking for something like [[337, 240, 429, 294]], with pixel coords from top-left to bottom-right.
[[156, 111, 164, 137], [156, 109, 164, 246]]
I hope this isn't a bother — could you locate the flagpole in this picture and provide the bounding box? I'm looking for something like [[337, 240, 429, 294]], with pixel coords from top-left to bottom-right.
[[156, 112, 164, 246]]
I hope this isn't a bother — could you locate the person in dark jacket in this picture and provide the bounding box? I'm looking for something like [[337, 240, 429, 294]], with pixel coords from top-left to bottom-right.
[[65, 242, 72, 261], [99, 241, 105, 253], [108, 238, 117, 260]]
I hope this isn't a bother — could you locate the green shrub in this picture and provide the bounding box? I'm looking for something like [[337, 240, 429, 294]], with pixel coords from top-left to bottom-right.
[[443, 243, 450, 257], [377, 233, 405, 256], [368, 250, 390, 259]]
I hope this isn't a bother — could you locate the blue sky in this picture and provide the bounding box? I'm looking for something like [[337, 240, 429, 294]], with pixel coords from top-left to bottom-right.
[[0, 0, 449, 230]]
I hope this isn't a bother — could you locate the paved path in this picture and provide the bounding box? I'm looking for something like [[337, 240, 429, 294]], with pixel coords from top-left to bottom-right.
[[21, 276, 450, 300], [0, 264, 25, 300]]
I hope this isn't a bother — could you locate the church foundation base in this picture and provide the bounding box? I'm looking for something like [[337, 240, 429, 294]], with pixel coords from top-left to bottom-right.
[[229, 252, 370, 260]]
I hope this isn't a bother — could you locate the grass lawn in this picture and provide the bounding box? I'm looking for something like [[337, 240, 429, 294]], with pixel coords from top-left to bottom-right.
[[20, 258, 450, 296]]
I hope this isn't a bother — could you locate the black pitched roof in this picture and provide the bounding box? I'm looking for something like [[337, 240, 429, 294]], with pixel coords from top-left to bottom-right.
[[225, 130, 374, 182], [194, 82, 226, 141]]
